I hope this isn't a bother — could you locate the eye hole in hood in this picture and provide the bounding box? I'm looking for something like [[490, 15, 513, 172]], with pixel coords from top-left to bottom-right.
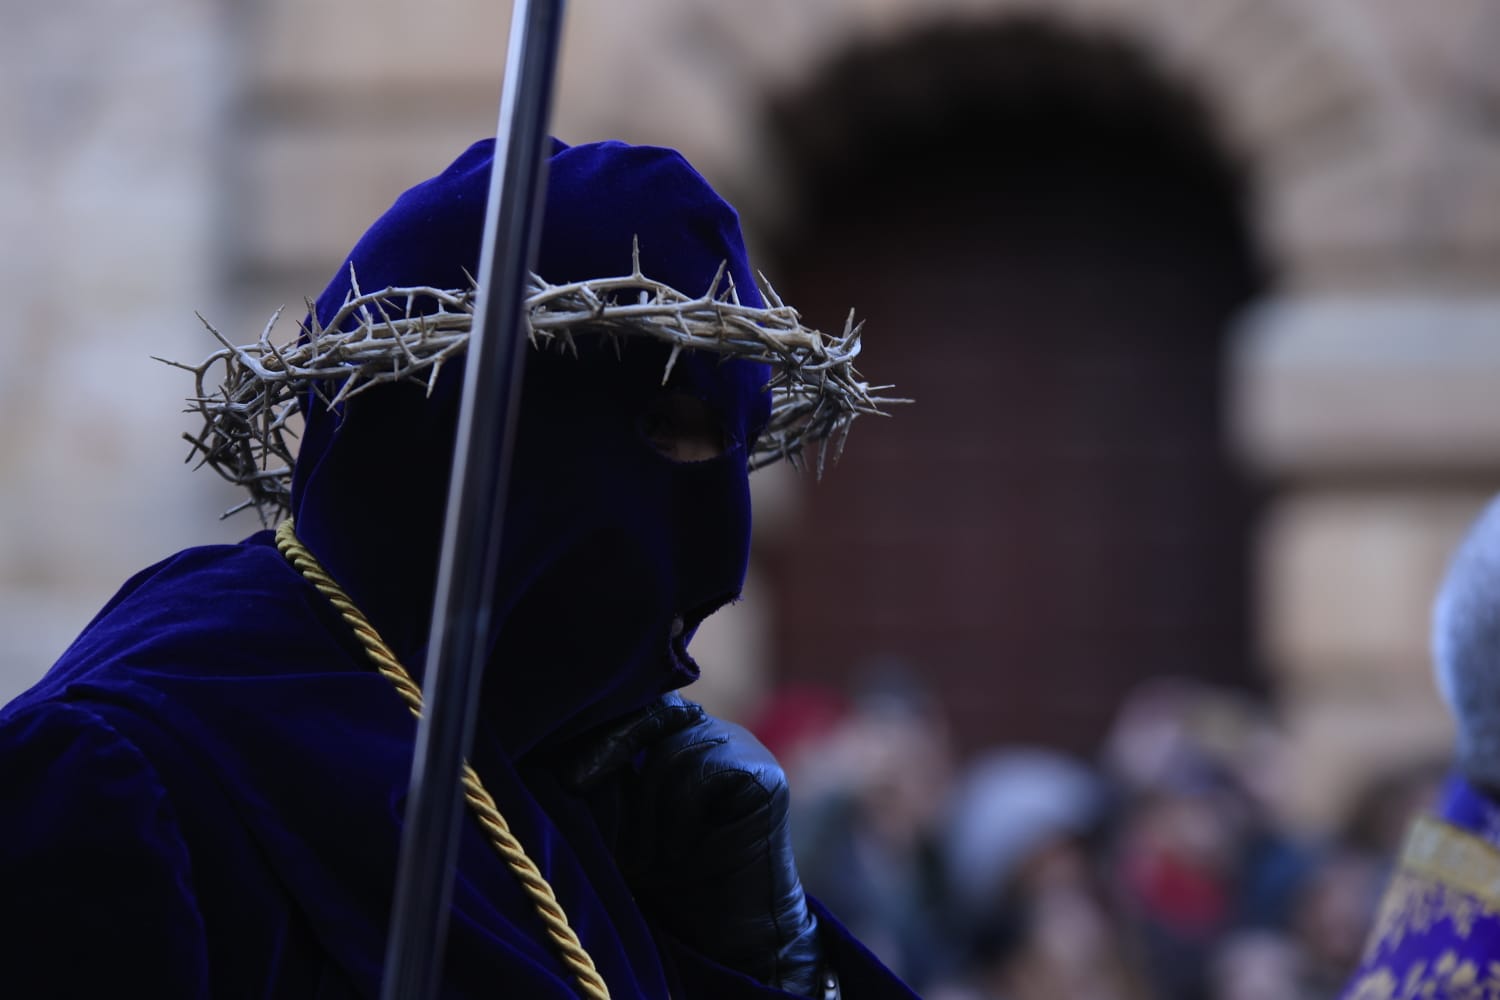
[[639, 391, 725, 463]]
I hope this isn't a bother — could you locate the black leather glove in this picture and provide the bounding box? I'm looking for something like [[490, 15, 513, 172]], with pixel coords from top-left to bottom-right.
[[561, 693, 825, 996]]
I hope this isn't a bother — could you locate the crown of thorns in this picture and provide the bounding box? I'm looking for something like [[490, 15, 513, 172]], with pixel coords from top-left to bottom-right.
[[164, 242, 902, 521]]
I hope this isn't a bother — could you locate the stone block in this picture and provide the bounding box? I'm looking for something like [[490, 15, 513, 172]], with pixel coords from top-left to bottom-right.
[[1265, 137, 1500, 284], [1279, 686, 1453, 835], [1232, 297, 1500, 475], [1257, 489, 1493, 685], [246, 0, 511, 95], [1358, 0, 1500, 111], [234, 115, 499, 277]]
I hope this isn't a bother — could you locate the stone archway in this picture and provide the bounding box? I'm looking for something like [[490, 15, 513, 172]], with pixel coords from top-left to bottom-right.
[[753, 17, 1268, 756], [551, 0, 1384, 275], [551, 0, 1500, 825]]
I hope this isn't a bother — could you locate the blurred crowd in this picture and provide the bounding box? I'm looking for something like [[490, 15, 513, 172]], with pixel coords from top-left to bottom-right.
[[748, 668, 1448, 1000]]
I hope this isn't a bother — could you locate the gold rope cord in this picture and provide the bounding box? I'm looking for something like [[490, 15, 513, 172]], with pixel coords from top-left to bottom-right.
[[274, 518, 611, 1000]]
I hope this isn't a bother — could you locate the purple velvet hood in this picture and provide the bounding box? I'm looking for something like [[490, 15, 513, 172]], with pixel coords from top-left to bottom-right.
[[290, 136, 772, 757]]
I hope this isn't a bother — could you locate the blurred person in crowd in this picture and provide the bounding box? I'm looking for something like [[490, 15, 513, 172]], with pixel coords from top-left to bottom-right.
[[1341, 493, 1500, 998], [791, 664, 956, 991], [0, 139, 916, 998], [1104, 678, 1318, 1000], [1208, 929, 1309, 1000], [748, 682, 853, 805], [1112, 776, 1246, 999], [1339, 757, 1447, 865], [1291, 844, 1384, 997], [930, 748, 1151, 1000]]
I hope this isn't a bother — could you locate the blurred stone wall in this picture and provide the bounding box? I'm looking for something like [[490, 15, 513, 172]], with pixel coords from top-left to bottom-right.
[[7, 0, 1500, 832], [0, 1, 238, 697]]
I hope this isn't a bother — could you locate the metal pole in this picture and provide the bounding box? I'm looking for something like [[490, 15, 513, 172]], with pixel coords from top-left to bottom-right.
[[380, 2, 565, 996]]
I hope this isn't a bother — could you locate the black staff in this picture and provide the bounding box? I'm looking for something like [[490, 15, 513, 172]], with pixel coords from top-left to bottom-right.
[[380, 2, 567, 996]]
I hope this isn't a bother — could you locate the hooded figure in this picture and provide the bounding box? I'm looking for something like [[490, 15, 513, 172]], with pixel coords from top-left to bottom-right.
[[0, 139, 915, 999], [1340, 493, 1500, 999]]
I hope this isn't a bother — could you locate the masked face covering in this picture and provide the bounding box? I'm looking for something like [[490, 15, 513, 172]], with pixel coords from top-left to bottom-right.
[[288, 139, 772, 758]]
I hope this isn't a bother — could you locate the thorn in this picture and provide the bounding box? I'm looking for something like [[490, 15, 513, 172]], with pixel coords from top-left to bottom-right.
[[256, 305, 288, 349], [347, 265, 371, 325], [329, 374, 361, 407], [153, 355, 199, 372], [661, 344, 682, 386], [196, 312, 235, 351], [220, 497, 255, 521], [833, 418, 853, 466], [705, 261, 728, 301], [758, 272, 785, 310], [265, 336, 292, 375]]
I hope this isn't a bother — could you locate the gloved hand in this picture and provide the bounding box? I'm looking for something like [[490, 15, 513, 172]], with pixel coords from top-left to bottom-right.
[[560, 693, 826, 997]]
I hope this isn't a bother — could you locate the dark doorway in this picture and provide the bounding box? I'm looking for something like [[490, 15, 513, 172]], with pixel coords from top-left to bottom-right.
[[762, 19, 1269, 757]]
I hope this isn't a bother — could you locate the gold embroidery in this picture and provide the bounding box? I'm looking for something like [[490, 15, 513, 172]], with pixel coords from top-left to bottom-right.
[[1345, 949, 1500, 999], [1366, 872, 1500, 958], [1348, 819, 1500, 998], [1402, 819, 1500, 911], [1364, 820, 1500, 957]]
